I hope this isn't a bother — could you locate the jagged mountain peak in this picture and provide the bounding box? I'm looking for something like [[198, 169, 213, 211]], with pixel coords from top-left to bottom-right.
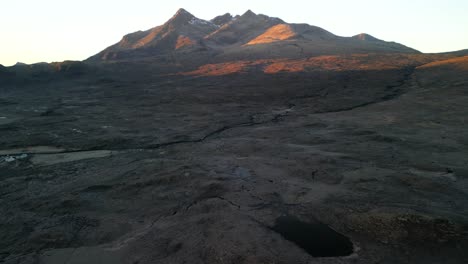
[[242, 10, 256, 17], [165, 8, 217, 31], [211, 13, 233, 27], [173, 8, 195, 19], [167, 8, 198, 27], [205, 10, 284, 45], [90, 8, 219, 60], [238, 10, 282, 23], [175, 8, 190, 15]]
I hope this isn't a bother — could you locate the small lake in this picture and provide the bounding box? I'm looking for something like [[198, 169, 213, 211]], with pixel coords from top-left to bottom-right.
[[271, 215, 354, 257]]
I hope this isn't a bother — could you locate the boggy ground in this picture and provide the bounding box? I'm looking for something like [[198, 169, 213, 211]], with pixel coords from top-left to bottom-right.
[[1, 55, 468, 263]]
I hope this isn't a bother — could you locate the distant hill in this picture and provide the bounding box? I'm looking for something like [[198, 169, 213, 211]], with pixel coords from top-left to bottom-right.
[[436, 49, 468, 57]]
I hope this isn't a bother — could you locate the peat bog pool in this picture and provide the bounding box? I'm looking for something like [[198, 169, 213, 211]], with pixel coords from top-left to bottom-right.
[[271, 215, 354, 257]]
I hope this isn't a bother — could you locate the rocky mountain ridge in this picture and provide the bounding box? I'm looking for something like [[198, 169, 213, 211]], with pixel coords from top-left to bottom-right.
[[89, 8, 419, 62]]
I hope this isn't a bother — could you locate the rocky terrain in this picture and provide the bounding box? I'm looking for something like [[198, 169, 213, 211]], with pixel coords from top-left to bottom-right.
[[1, 8, 468, 264]]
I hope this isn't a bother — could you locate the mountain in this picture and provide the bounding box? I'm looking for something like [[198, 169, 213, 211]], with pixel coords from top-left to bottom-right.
[[204, 10, 284, 46], [89, 9, 419, 62], [90, 8, 219, 60], [352, 33, 381, 41], [436, 48, 468, 57], [210, 13, 234, 27], [351, 33, 418, 53], [0, 64, 9, 81], [246, 23, 335, 45]]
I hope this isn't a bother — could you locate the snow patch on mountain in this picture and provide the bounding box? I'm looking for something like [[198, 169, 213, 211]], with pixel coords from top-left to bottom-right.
[[189, 17, 215, 26]]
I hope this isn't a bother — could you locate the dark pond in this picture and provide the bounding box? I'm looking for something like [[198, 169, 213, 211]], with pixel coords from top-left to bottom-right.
[[271, 215, 354, 257]]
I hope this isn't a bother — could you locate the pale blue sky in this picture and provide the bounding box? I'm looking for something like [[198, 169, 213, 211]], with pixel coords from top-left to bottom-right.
[[1, 0, 467, 66]]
